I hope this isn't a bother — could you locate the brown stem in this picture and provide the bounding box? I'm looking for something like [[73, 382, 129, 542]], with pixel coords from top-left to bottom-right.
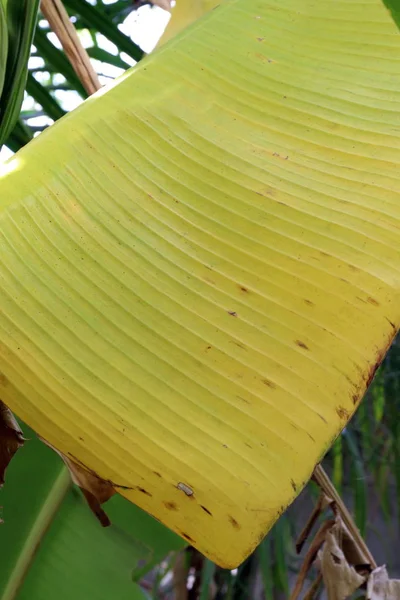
[[312, 464, 376, 569], [40, 0, 101, 95], [295, 492, 333, 554]]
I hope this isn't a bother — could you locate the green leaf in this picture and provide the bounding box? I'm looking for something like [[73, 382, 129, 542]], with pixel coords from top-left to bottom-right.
[[272, 517, 289, 595], [33, 27, 87, 98], [0, 0, 8, 97], [0, 423, 186, 599], [257, 538, 273, 600], [87, 46, 131, 71], [26, 72, 66, 121], [199, 559, 216, 600], [3, 117, 33, 151], [62, 0, 144, 62], [0, 0, 40, 146], [344, 430, 367, 538], [331, 435, 343, 493]]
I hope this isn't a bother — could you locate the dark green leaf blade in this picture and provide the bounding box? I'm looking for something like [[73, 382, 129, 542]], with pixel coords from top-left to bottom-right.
[[26, 72, 66, 121], [0, 0, 40, 146], [0, 423, 186, 599], [62, 0, 144, 62]]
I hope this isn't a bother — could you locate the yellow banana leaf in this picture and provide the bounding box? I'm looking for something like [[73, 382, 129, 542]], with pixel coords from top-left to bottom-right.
[[157, 0, 219, 46], [1, 0, 400, 568]]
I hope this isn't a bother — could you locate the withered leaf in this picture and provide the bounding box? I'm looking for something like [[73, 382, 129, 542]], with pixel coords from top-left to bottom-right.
[[340, 519, 371, 568], [367, 566, 400, 600], [41, 438, 115, 527], [0, 401, 24, 487], [319, 521, 366, 600]]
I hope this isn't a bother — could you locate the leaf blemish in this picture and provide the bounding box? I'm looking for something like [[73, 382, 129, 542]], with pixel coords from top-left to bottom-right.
[[262, 378, 276, 388], [201, 505, 213, 516], [229, 516, 241, 529], [180, 531, 195, 543], [295, 340, 309, 350], [336, 406, 350, 420], [136, 486, 152, 497], [228, 311, 238, 317], [164, 501, 178, 511], [367, 296, 379, 306]]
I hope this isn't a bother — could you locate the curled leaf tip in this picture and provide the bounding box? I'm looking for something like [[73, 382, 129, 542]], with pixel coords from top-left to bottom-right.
[[40, 437, 115, 526], [0, 401, 24, 487]]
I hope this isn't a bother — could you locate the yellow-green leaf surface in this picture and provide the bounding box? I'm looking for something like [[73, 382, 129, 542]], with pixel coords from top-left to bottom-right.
[[0, 0, 400, 568], [157, 0, 220, 46]]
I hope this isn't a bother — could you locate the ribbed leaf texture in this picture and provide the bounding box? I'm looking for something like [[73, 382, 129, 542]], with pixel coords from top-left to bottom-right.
[[0, 0, 399, 567]]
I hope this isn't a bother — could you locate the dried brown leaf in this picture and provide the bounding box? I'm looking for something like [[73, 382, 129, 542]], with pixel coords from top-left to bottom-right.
[[0, 401, 24, 487], [340, 520, 371, 568], [41, 438, 115, 526], [319, 522, 366, 600], [367, 566, 400, 600]]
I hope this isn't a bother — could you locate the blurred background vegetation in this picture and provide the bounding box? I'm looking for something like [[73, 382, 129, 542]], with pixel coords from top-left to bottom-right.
[[1, 1, 399, 597]]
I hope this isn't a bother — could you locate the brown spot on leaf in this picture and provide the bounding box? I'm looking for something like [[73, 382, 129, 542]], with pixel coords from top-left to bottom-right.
[[295, 340, 309, 350], [262, 378, 276, 389], [237, 396, 250, 404], [229, 515, 241, 529], [336, 406, 350, 420], [352, 394, 358, 405], [0, 401, 24, 486], [136, 486, 152, 497], [164, 501, 178, 511], [348, 264, 360, 272], [304, 299, 314, 306], [180, 531, 195, 543], [0, 373, 9, 387], [367, 297, 379, 306], [239, 285, 248, 293], [291, 479, 297, 492], [201, 505, 212, 516], [228, 311, 238, 317], [153, 471, 162, 478], [386, 318, 396, 330], [231, 340, 246, 349], [365, 352, 385, 388]]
